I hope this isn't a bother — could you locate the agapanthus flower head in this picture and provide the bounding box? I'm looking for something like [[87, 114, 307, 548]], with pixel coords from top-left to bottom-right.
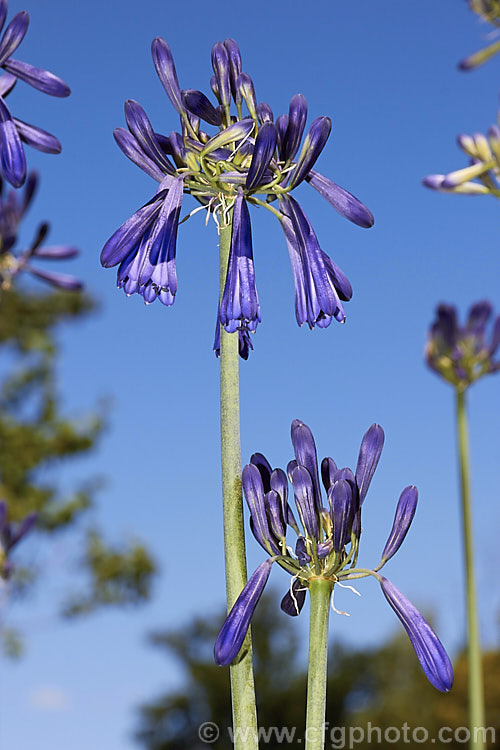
[[0, 499, 37, 578], [423, 105, 500, 199], [101, 38, 374, 356], [0, 0, 70, 187], [426, 300, 500, 390], [0, 169, 34, 249], [0, 172, 82, 291], [458, 0, 500, 70], [214, 421, 453, 693]]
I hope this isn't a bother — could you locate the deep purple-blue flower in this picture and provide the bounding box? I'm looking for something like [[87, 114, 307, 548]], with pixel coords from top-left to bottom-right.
[[0, 172, 82, 291], [381, 486, 418, 562], [0, 0, 70, 187], [101, 38, 374, 355], [380, 577, 453, 692], [214, 421, 453, 693], [426, 300, 500, 390], [214, 559, 273, 667]]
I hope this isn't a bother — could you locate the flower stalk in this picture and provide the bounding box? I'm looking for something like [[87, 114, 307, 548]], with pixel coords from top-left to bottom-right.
[[218, 210, 258, 750], [455, 388, 485, 750], [305, 577, 333, 750]]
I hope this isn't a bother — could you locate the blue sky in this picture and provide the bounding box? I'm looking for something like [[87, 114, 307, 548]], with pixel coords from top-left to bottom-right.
[[1, 0, 499, 748]]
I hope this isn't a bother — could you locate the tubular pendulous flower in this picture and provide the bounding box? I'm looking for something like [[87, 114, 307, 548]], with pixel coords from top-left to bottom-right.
[[426, 300, 500, 390], [0, 0, 70, 187], [0, 173, 82, 291], [213, 421, 453, 693], [101, 38, 374, 355]]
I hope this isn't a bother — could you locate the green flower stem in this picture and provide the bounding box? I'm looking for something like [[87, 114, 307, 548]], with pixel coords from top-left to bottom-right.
[[218, 211, 258, 750], [305, 577, 334, 750], [456, 388, 485, 749], [247, 196, 283, 220]]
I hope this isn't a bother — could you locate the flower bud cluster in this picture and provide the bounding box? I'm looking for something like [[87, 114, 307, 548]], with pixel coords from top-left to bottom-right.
[[423, 109, 500, 198], [0, 174, 82, 291]]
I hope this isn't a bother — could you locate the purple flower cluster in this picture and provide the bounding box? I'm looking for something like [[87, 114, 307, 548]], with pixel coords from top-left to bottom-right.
[[423, 108, 500, 198], [426, 300, 500, 389], [0, 0, 70, 188], [101, 39, 374, 354], [0, 173, 82, 291], [214, 421, 453, 693], [0, 499, 36, 578]]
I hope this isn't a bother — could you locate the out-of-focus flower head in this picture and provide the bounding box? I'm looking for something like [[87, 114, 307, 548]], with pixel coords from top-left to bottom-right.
[[214, 421, 453, 693], [459, 0, 500, 70], [0, 0, 70, 187], [426, 300, 500, 390], [423, 104, 500, 199], [101, 39, 374, 357], [0, 172, 82, 291], [0, 500, 36, 578]]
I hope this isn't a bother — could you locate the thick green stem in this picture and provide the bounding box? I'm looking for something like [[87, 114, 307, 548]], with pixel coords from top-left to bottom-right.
[[456, 389, 485, 749], [305, 578, 333, 750], [219, 213, 258, 750]]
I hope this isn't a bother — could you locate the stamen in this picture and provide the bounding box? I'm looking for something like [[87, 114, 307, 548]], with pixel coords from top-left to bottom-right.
[[227, 126, 255, 160], [205, 198, 216, 226], [331, 586, 350, 617], [289, 575, 300, 615], [178, 203, 210, 226], [211, 209, 220, 229], [337, 581, 361, 597], [219, 197, 235, 228], [288, 575, 308, 615], [213, 206, 221, 233], [331, 580, 361, 617]]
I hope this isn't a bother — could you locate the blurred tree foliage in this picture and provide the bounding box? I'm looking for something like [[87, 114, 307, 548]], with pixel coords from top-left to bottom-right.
[[0, 287, 156, 653], [135, 593, 500, 750]]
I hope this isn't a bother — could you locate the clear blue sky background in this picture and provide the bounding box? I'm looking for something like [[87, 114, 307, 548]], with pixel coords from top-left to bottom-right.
[[1, 0, 499, 747]]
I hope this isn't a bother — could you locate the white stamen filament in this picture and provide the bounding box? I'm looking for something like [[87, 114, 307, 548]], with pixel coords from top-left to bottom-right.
[[227, 127, 255, 161], [289, 575, 300, 615], [337, 581, 361, 596], [288, 575, 307, 615], [330, 580, 361, 617]]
